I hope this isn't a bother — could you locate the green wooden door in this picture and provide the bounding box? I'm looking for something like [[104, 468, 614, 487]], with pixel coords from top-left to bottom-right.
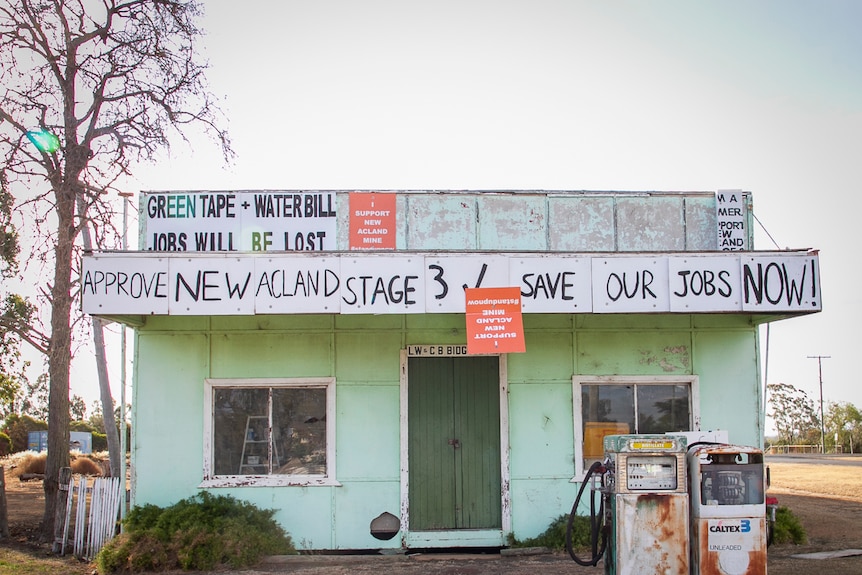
[[408, 356, 502, 530]]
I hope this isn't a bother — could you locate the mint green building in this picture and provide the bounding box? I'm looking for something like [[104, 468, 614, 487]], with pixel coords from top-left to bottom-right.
[[82, 190, 820, 550]]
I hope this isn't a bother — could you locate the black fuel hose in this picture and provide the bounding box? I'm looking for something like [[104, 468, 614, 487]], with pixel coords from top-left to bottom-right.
[[566, 461, 607, 566]]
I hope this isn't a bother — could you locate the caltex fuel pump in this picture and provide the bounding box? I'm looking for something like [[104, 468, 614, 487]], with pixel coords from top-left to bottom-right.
[[687, 443, 768, 575], [566, 434, 771, 575]]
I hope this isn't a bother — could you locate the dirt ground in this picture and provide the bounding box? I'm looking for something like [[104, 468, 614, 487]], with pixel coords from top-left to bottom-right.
[[1, 459, 861, 574], [2, 474, 51, 544]]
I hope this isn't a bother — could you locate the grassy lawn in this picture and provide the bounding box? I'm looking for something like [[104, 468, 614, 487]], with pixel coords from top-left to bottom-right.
[[0, 547, 93, 575]]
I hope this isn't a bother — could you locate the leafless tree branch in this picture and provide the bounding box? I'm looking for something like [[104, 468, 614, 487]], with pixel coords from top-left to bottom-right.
[[0, 0, 232, 540]]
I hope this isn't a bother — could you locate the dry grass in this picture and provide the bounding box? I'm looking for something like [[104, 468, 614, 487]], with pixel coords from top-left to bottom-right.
[[767, 461, 862, 502], [0, 547, 93, 575], [1, 450, 107, 478]]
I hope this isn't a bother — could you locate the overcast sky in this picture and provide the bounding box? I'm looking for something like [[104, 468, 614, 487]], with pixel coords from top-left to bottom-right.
[[72, 1, 861, 429]]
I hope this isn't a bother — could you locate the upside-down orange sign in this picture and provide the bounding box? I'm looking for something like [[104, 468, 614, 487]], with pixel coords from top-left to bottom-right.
[[465, 287, 526, 355]]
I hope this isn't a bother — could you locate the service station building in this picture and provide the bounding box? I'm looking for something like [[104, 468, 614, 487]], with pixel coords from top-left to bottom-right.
[[81, 190, 821, 550]]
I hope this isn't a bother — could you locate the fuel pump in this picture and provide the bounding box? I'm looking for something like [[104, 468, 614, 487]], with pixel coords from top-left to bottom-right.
[[566, 434, 769, 575], [568, 434, 691, 575], [687, 444, 768, 575]]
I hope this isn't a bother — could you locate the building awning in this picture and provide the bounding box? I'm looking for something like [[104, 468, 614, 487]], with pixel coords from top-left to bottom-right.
[[81, 250, 821, 321]]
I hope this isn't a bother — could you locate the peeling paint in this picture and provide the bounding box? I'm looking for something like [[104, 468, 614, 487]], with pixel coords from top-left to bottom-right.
[[615, 493, 689, 575], [639, 346, 691, 372]]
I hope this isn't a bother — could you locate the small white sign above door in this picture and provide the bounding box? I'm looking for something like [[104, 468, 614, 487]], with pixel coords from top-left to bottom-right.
[[406, 345, 469, 357]]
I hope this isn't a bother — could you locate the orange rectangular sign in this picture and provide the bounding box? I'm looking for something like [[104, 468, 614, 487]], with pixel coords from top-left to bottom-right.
[[349, 192, 396, 250], [465, 287, 526, 354]]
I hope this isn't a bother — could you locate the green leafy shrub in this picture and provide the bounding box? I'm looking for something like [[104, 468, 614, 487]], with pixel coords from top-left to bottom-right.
[[0, 432, 12, 456], [91, 431, 107, 452], [1, 414, 47, 453], [97, 531, 169, 573], [772, 506, 806, 545], [510, 514, 595, 550], [70, 420, 97, 433], [96, 492, 295, 573]]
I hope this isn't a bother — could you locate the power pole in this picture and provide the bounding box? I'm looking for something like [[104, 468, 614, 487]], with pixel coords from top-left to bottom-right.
[[807, 355, 831, 454], [119, 191, 133, 522]]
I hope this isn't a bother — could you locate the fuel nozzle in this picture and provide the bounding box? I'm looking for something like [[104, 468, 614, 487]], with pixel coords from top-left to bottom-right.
[[566, 460, 609, 567], [602, 456, 614, 474]]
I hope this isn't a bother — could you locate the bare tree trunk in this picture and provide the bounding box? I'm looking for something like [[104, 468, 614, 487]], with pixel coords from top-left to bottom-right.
[[77, 196, 121, 478], [2, 0, 229, 543], [0, 466, 9, 539], [92, 318, 120, 476], [42, 183, 74, 541]]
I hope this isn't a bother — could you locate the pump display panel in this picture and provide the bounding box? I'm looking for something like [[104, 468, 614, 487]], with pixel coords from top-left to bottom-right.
[[625, 455, 678, 490], [699, 460, 764, 505]]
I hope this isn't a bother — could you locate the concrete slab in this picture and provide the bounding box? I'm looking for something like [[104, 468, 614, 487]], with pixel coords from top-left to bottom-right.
[[791, 549, 862, 560]]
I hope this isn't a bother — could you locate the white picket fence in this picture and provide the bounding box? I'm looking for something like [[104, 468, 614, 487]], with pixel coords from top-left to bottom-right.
[[59, 475, 124, 559]]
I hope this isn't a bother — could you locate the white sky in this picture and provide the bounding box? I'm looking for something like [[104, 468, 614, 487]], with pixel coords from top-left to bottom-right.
[[63, 1, 861, 427]]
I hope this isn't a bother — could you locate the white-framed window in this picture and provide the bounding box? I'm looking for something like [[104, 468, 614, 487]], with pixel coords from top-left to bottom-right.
[[201, 378, 338, 488], [573, 375, 699, 478]]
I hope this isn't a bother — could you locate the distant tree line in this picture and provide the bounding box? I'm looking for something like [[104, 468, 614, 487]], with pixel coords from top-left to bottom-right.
[[0, 371, 126, 457], [767, 382, 861, 453]]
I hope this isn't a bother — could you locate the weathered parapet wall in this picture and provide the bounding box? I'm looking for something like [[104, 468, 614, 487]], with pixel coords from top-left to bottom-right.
[[374, 190, 737, 252], [140, 189, 750, 253]]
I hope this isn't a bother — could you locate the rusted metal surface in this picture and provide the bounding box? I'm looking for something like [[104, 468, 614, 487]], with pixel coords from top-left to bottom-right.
[[689, 444, 768, 575], [613, 493, 689, 575], [696, 517, 767, 575], [689, 444, 763, 459]]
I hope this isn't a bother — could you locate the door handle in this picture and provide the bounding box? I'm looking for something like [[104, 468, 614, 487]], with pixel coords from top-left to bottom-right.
[[448, 438, 461, 449]]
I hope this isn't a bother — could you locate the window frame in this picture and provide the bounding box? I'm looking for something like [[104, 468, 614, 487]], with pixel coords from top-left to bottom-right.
[[572, 375, 700, 480], [201, 377, 339, 488]]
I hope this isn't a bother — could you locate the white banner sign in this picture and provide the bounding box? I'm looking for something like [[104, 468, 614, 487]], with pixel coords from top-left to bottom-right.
[[716, 190, 747, 251], [80, 257, 171, 315], [169, 257, 256, 315], [255, 256, 341, 314], [592, 257, 671, 313], [339, 255, 426, 314], [424, 255, 510, 313], [668, 256, 742, 312], [513, 256, 592, 313], [81, 252, 821, 316], [143, 191, 337, 252], [739, 255, 821, 311]]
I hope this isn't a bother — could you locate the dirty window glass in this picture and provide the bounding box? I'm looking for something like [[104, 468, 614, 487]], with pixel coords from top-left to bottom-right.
[[637, 385, 690, 434], [699, 452, 764, 505], [273, 388, 327, 475], [212, 385, 328, 477], [581, 385, 635, 463], [580, 382, 692, 469]]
